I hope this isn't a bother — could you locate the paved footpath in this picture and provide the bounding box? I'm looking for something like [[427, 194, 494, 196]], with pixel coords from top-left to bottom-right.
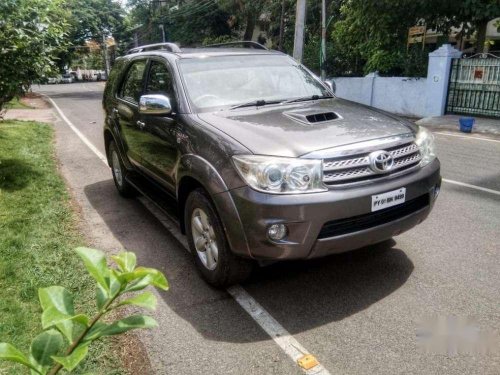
[[21, 82, 500, 374]]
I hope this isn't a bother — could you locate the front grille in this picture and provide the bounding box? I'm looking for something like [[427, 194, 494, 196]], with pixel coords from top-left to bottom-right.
[[323, 142, 421, 186], [317, 194, 430, 239]]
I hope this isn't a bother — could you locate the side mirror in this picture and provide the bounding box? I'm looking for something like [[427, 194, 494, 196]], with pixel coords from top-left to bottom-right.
[[324, 80, 336, 94], [139, 94, 172, 115]]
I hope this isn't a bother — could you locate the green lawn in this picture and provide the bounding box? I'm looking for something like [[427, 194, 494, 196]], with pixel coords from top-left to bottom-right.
[[0, 121, 123, 374], [4, 98, 32, 109]]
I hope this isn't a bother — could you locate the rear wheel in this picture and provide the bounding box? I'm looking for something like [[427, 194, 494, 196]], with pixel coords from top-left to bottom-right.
[[109, 141, 136, 198], [185, 188, 253, 287]]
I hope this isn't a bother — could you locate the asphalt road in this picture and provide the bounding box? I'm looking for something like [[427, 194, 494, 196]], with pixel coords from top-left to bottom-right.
[[35, 82, 500, 375]]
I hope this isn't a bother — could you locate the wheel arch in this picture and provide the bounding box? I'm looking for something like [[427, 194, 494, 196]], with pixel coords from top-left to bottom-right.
[[176, 155, 251, 258]]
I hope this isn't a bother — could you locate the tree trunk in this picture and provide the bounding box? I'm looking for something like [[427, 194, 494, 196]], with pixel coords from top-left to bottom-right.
[[475, 19, 489, 53], [243, 12, 256, 41]]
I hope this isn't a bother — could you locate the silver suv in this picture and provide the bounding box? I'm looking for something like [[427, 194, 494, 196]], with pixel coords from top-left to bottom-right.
[[103, 42, 441, 286]]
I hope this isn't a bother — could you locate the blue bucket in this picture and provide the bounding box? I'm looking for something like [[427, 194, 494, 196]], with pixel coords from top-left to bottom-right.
[[459, 117, 475, 133]]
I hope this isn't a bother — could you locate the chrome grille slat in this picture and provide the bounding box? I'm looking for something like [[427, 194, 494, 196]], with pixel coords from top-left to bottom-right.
[[323, 156, 369, 171], [322, 141, 421, 185], [390, 143, 419, 158]]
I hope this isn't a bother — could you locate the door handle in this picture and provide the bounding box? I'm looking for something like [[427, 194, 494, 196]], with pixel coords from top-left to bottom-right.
[[137, 120, 146, 130]]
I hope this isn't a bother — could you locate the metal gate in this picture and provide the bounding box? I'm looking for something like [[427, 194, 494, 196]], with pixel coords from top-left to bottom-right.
[[446, 56, 500, 118]]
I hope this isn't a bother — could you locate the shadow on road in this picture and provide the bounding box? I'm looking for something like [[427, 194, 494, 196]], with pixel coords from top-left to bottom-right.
[[84, 178, 414, 343]]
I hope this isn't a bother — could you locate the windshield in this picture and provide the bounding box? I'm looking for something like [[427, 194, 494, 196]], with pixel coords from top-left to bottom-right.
[[178, 54, 329, 110]]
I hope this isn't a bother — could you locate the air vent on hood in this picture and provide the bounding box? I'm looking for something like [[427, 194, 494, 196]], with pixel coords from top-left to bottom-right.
[[283, 110, 341, 125], [306, 112, 338, 123]]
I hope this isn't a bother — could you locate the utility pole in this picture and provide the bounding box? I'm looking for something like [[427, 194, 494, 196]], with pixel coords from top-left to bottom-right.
[[320, 0, 326, 80], [278, 0, 286, 51], [102, 33, 110, 77], [293, 0, 307, 62], [133, 32, 139, 48], [159, 24, 166, 43]]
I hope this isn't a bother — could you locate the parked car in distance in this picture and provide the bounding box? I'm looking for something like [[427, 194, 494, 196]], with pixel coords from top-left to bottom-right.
[[103, 42, 441, 287], [61, 74, 74, 84], [47, 75, 62, 84]]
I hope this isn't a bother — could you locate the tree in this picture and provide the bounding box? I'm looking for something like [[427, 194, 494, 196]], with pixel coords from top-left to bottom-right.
[[330, 0, 500, 76], [429, 0, 500, 53], [0, 0, 69, 111], [57, 0, 126, 70]]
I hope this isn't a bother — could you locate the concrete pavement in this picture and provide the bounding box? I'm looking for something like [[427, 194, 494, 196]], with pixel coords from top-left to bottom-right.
[[34, 82, 500, 375], [417, 114, 500, 137]]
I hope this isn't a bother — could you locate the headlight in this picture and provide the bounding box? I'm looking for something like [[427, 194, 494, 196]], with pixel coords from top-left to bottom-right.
[[232, 155, 327, 194], [415, 126, 436, 167]]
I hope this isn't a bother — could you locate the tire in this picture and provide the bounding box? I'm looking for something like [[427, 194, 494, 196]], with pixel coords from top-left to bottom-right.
[[185, 188, 253, 287], [108, 141, 137, 198]]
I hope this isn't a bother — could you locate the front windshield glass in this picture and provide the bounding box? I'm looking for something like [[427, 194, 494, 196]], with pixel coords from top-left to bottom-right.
[[178, 54, 329, 110]]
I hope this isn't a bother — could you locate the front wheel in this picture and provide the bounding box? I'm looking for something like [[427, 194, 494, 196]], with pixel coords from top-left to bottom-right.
[[185, 188, 253, 287]]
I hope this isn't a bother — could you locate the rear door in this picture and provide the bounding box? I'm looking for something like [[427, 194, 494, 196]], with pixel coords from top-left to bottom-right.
[[115, 59, 147, 167], [138, 59, 179, 192]]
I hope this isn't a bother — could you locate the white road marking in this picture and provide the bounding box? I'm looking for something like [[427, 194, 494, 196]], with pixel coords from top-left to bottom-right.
[[227, 285, 332, 375], [443, 179, 500, 196], [43, 95, 108, 164], [46, 94, 332, 374], [434, 131, 500, 144]]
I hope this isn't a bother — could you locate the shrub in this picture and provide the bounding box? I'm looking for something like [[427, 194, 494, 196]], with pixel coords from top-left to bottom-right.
[[0, 248, 168, 374]]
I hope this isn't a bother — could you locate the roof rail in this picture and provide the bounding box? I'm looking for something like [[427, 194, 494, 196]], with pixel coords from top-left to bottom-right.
[[127, 42, 181, 55], [203, 41, 268, 50]]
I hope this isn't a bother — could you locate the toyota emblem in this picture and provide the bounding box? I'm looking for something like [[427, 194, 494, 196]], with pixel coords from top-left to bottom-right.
[[369, 150, 394, 173]]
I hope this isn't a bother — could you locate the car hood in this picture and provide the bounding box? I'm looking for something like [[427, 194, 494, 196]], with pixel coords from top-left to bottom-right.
[[196, 98, 415, 157]]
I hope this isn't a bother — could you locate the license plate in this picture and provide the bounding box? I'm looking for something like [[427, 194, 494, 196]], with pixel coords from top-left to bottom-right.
[[371, 188, 406, 212]]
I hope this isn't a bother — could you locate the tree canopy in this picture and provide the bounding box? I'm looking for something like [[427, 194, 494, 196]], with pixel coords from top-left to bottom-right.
[[0, 0, 69, 110]]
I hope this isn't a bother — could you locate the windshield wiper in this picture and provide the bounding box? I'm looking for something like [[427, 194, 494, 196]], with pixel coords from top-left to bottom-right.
[[281, 94, 334, 104], [229, 99, 281, 110]]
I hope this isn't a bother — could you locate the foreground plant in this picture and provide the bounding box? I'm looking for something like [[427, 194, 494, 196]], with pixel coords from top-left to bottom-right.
[[0, 247, 168, 374]]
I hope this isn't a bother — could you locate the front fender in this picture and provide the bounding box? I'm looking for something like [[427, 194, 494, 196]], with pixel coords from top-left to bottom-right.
[[176, 154, 252, 258]]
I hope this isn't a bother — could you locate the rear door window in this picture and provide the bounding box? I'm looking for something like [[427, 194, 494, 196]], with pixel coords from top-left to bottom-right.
[[119, 60, 147, 104]]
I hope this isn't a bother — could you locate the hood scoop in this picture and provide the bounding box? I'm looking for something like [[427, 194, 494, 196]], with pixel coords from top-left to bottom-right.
[[284, 109, 340, 125]]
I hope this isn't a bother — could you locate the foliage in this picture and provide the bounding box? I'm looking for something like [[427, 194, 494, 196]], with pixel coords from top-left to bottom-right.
[[0, 247, 168, 374], [0, 0, 68, 110], [57, 0, 126, 70], [330, 0, 500, 76]]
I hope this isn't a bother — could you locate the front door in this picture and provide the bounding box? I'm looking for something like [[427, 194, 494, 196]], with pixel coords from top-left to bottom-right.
[[139, 59, 179, 192], [115, 59, 147, 166]]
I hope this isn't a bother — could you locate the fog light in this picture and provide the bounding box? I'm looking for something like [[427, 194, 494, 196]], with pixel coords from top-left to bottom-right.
[[434, 185, 440, 199], [268, 223, 287, 241]]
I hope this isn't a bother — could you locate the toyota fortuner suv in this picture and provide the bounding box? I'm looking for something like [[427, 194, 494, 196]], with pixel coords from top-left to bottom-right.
[[103, 42, 441, 287]]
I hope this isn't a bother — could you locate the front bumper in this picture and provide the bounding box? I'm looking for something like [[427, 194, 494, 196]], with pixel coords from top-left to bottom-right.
[[221, 159, 441, 260]]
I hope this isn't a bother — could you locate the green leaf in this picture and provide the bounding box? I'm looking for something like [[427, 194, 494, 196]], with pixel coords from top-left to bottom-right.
[[39, 286, 81, 342], [52, 343, 89, 371], [84, 315, 157, 341], [82, 322, 108, 343], [0, 343, 40, 372], [41, 306, 89, 330], [111, 251, 136, 273], [101, 315, 157, 336], [75, 247, 110, 292], [122, 267, 168, 292], [123, 275, 153, 293], [96, 284, 108, 311], [30, 329, 64, 368], [39, 286, 74, 314], [118, 291, 157, 310]]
